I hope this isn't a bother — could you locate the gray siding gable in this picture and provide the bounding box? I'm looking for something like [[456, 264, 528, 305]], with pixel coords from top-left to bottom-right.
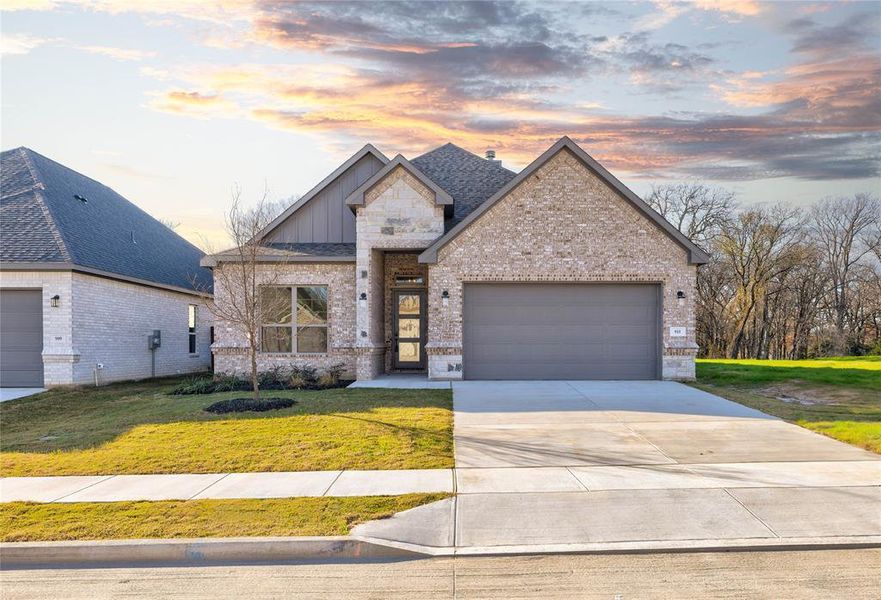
[[263, 146, 387, 244]]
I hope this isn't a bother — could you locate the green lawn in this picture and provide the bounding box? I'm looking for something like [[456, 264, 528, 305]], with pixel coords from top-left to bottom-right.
[[693, 357, 881, 453], [0, 377, 453, 477], [0, 494, 449, 542]]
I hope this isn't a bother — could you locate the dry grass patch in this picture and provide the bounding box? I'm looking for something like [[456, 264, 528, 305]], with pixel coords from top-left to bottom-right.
[[0, 494, 449, 542]]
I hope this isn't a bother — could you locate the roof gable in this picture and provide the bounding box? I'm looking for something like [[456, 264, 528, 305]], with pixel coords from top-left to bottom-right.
[[257, 144, 388, 243], [1, 147, 213, 293], [345, 155, 453, 214], [419, 137, 710, 265]]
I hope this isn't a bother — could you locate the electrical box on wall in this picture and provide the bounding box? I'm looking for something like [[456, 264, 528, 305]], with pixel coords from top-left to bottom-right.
[[148, 330, 161, 349], [669, 327, 686, 337]]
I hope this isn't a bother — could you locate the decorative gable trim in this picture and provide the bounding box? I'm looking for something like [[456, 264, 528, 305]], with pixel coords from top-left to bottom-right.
[[344, 154, 453, 214], [256, 144, 389, 242], [419, 136, 710, 265]]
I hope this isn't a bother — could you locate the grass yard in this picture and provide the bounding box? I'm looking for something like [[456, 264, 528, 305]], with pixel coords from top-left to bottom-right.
[[0, 494, 448, 542], [693, 357, 881, 453], [0, 378, 453, 477]]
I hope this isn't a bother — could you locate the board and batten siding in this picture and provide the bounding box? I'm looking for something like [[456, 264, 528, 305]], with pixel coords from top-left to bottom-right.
[[265, 153, 385, 244]]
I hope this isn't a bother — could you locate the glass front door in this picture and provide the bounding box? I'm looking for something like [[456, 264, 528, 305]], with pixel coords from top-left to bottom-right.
[[393, 290, 426, 369]]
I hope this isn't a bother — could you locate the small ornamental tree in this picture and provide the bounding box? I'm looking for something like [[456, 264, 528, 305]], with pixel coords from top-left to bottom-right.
[[199, 188, 289, 401]]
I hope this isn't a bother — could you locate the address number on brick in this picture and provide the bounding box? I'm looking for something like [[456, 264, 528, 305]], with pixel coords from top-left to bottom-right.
[[669, 327, 686, 337]]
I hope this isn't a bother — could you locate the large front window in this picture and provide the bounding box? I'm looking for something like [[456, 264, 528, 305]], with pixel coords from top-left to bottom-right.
[[260, 286, 328, 353]]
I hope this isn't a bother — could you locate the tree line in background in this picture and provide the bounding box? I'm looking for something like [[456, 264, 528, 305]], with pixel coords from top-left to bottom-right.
[[645, 185, 881, 359]]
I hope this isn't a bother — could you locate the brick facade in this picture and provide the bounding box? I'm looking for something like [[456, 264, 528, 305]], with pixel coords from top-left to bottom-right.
[[212, 261, 358, 379], [353, 166, 444, 378], [214, 146, 699, 383], [425, 148, 698, 381], [0, 270, 211, 386]]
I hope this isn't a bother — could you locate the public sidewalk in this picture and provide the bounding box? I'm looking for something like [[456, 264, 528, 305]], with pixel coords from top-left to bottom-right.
[[0, 469, 453, 503]]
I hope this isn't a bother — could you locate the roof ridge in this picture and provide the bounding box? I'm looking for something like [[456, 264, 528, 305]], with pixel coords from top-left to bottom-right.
[[23, 147, 208, 258], [413, 142, 516, 174], [16, 147, 73, 262]]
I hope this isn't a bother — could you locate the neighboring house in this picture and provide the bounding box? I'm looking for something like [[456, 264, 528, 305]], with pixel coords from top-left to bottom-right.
[[204, 137, 708, 382], [0, 147, 213, 387]]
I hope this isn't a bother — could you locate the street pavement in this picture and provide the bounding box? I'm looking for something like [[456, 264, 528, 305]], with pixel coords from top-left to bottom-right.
[[2, 549, 879, 599]]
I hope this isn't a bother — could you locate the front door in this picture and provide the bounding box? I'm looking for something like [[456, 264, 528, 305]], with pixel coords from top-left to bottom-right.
[[393, 290, 426, 370]]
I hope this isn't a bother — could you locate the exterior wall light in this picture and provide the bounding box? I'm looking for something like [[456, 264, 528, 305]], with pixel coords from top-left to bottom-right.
[[359, 292, 367, 308], [676, 290, 685, 306], [50, 294, 60, 308], [441, 290, 449, 307]]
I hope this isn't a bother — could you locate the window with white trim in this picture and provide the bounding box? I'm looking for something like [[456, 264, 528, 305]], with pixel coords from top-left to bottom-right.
[[188, 304, 197, 354], [260, 286, 328, 353]]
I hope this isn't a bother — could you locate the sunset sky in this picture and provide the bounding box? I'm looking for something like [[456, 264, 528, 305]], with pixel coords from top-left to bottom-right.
[[2, 0, 879, 249]]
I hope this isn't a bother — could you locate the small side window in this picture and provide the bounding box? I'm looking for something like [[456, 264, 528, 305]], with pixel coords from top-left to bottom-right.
[[188, 305, 197, 354]]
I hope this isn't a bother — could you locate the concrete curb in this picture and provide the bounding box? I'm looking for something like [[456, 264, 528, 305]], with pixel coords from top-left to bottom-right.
[[0, 536, 426, 568], [4, 535, 881, 568]]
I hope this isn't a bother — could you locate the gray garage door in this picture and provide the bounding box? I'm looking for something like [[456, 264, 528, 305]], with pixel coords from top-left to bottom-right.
[[463, 283, 660, 380], [1, 290, 44, 387]]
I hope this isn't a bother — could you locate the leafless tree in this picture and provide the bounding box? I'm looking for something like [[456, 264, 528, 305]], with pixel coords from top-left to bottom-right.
[[811, 194, 881, 352], [715, 205, 806, 358], [645, 183, 737, 247], [198, 187, 290, 401]]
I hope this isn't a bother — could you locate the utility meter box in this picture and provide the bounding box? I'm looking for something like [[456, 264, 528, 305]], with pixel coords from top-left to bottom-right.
[[148, 330, 161, 349]]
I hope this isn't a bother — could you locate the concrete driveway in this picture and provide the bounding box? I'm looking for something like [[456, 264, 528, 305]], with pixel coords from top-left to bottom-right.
[[355, 380, 881, 554]]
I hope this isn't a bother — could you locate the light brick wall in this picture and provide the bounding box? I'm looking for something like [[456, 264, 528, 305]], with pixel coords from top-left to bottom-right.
[[0, 270, 76, 385], [426, 148, 698, 381], [353, 166, 444, 378], [0, 270, 211, 386], [70, 273, 211, 384], [212, 261, 358, 379]]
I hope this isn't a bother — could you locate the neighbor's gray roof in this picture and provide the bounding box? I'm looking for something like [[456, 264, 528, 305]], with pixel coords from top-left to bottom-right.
[[411, 143, 517, 229], [1, 147, 212, 293]]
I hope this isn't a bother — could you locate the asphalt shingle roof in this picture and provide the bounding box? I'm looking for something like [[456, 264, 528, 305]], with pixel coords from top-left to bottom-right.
[[263, 242, 356, 258], [411, 143, 517, 229], [1, 147, 212, 292]]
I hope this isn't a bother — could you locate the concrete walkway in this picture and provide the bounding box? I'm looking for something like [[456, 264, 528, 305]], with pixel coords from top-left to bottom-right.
[[0, 469, 453, 503], [0, 388, 45, 403]]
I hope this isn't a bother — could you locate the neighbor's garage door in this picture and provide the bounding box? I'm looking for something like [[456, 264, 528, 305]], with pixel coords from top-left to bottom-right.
[[0, 290, 44, 387], [463, 283, 660, 380]]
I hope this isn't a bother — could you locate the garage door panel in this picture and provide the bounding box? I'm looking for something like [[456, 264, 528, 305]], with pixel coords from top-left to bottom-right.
[[464, 283, 659, 380], [1, 290, 44, 387]]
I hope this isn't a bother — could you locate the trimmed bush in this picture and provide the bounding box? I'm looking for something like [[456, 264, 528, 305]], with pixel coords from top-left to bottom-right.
[[171, 364, 352, 396], [204, 397, 297, 414]]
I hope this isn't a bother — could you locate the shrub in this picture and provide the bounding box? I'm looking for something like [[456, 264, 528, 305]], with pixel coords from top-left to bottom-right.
[[172, 363, 349, 395], [171, 376, 218, 395], [204, 397, 297, 414]]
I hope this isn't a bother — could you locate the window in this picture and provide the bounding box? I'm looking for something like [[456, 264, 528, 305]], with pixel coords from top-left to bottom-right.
[[260, 286, 328, 353], [188, 305, 197, 354]]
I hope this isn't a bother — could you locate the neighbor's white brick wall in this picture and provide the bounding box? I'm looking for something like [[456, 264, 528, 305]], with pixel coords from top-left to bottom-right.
[[1, 271, 211, 385], [0, 270, 76, 385], [69, 273, 211, 385]]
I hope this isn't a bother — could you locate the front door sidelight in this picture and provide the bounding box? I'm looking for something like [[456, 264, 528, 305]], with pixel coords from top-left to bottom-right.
[[393, 290, 426, 370]]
